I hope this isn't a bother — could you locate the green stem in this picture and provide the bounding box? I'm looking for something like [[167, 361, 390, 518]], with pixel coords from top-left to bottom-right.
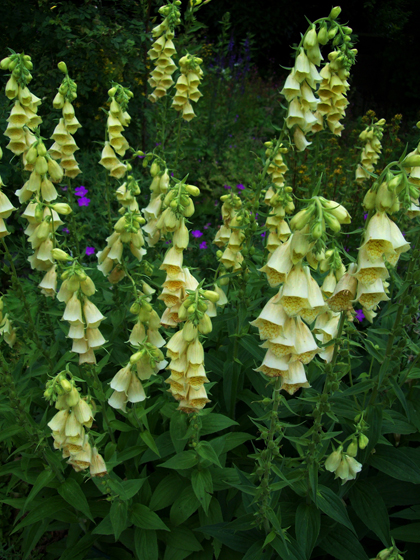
[[104, 173, 113, 231], [1, 238, 53, 368], [90, 365, 116, 444]]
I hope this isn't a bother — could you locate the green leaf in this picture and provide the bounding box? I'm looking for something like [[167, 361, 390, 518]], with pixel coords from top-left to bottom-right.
[[119, 478, 146, 501], [149, 474, 186, 511], [12, 496, 67, 533], [316, 485, 355, 534], [388, 376, 410, 420], [200, 413, 239, 436], [109, 419, 135, 432], [0, 425, 24, 443], [170, 484, 201, 526], [319, 523, 369, 560], [369, 446, 420, 484], [110, 499, 129, 540], [391, 522, 420, 543], [191, 468, 213, 514], [130, 503, 170, 531], [170, 412, 188, 453], [22, 520, 49, 560], [22, 468, 56, 514], [270, 535, 306, 560], [92, 514, 114, 536], [295, 502, 320, 559], [134, 528, 158, 560], [197, 523, 261, 553], [141, 430, 160, 457], [57, 478, 93, 522], [166, 525, 203, 551], [349, 480, 391, 546], [160, 450, 198, 470], [59, 534, 96, 560], [196, 441, 222, 467]]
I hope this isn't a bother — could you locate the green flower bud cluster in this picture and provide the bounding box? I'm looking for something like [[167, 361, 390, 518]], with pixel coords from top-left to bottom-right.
[[0, 295, 16, 348], [57, 264, 106, 364], [99, 84, 133, 179], [214, 192, 246, 271], [2, 53, 42, 158], [98, 206, 146, 283], [172, 54, 203, 121], [148, 2, 181, 103], [290, 196, 351, 244], [156, 178, 200, 238], [50, 62, 82, 179], [356, 118, 386, 183], [142, 160, 170, 246], [0, 154, 16, 239], [45, 371, 107, 477]]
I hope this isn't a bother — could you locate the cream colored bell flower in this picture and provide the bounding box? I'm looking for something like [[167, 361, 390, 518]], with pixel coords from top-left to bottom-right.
[[355, 278, 389, 311], [322, 272, 337, 298], [328, 264, 357, 312], [293, 318, 319, 364], [83, 298, 106, 327], [73, 399, 94, 427], [108, 390, 128, 412], [278, 264, 311, 317], [90, 448, 107, 477], [63, 292, 83, 322], [281, 360, 310, 395], [110, 364, 132, 393], [354, 246, 389, 286], [360, 212, 395, 261], [250, 296, 288, 340], [39, 265, 57, 298], [386, 219, 410, 265], [160, 246, 184, 277], [127, 374, 146, 403], [259, 237, 293, 287], [255, 350, 289, 378], [262, 316, 297, 357]]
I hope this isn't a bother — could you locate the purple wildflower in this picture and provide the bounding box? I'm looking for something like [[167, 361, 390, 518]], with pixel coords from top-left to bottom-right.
[[192, 230, 203, 238], [261, 231, 266, 238], [355, 309, 365, 322], [61, 185, 68, 191], [236, 184, 245, 190], [199, 241, 207, 249], [62, 227, 70, 234], [75, 186, 88, 197], [85, 246, 95, 256], [78, 197, 91, 207], [223, 184, 231, 190], [204, 222, 211, 230], [363, 212, 368, 220]]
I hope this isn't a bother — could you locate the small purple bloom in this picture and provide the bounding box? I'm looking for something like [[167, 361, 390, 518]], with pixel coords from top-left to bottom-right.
[[192, 230, 203, 238], [363, 212, 368, 220], [355, 309, 365, 322], [75, 186, 88, 197], [78, 197, 91, 207], [236, 184, 245, 191], [199, 241, 207, 249], [61, 185, 68, 191], [62, 227, 70, 234], [261, 231, 266, 238], [85, 246, 95, 256], [204, 222, 211, 230], [223, 184, 231, 190]]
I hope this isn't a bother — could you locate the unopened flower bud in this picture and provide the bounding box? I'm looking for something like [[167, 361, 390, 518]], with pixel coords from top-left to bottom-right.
[[329, 6, 341, 19], [359, 434, 369, 449], [52, 248, 73, 261], [202, 290, 220, 303], [346, 439, 358, 457], [51, 203, 72, 215], [57, 61, 68, 73]]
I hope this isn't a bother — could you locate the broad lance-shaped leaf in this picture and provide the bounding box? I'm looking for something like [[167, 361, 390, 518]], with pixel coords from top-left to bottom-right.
[[316, 485, 355, 534], [369, 446, 420, 484], [295, 502, 320, 559], [350, 480, 391, 547], [110, 499, 128, 541], [130, 503, 170, 531]]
